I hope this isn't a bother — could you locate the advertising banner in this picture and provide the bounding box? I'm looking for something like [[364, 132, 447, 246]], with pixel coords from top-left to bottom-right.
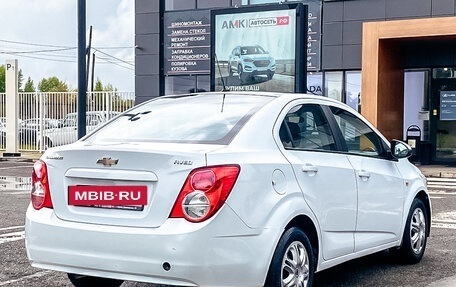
[[440, 91, 456, 120], [307, 1, 322, 71], [164, 10, 211, 76], [211, 4, 306, 93]]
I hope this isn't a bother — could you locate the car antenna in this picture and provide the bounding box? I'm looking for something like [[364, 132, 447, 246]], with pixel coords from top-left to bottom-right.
[[219, 93, 225, 113], [215, 53, 229, 92]]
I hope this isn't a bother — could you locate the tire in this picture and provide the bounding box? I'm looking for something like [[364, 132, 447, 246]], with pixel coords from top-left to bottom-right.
[[264, 227, 315, 287], [396, 198, 428, 264], [228, 64, 233, 76], [68, 273, 124, 287], [267, 71, 275, 80]]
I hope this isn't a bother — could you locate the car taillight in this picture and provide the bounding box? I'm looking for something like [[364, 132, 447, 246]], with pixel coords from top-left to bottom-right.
[[170, 165, 240, 223], [31, 160, 53, 210]]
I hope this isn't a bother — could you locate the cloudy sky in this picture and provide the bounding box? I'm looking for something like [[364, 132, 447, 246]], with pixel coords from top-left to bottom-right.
[[0, 0, 135, 91]]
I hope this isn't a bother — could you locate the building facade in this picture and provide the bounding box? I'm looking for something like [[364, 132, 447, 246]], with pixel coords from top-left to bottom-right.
[[135, 0, 456, 164]]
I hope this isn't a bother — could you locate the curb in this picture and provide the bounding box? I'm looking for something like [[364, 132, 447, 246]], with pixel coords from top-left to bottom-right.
[[0, 157, 36, 163]]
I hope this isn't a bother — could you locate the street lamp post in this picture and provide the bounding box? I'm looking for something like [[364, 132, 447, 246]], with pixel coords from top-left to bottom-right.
[[77, 0, 87, 139]]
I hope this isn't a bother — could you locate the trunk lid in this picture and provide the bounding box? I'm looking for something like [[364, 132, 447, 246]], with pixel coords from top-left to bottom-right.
[[46, 142, 222, 228]]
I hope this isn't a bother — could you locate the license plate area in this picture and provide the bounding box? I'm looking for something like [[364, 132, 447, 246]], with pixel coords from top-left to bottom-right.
[[68, 185, 147, 211]]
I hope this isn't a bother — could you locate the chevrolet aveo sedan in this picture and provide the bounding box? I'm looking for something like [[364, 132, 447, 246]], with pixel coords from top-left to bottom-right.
[[25, 92, 430, 287]]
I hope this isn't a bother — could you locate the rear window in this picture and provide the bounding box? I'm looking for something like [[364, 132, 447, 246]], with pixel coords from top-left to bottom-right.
[[85, 93, 273, 145]]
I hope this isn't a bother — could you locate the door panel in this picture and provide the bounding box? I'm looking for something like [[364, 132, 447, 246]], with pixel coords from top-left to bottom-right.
[[347, 155, 404, 251], [328, 106, 405, 251], [287, 151, 357, 260], [278, 103, 357, 260]]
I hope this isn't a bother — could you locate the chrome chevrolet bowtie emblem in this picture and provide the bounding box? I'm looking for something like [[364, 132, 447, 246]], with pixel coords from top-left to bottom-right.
[[96, 157, 118, 167]]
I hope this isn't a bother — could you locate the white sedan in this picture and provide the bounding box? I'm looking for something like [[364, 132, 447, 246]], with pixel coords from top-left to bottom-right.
[[25, 92, 430, 287]]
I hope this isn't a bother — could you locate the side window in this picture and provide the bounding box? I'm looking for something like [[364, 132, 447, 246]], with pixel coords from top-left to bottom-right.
[[87, 115, 101, 126], [329, 106, 384, 156], [64, 116, 76, 127], [279, 104, 336, 151]]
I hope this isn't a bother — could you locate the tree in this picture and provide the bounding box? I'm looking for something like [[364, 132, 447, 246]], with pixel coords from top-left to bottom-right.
[[0, 66, 30, 92], [38, 77, 69, 92], [18, 69, 24, 92], [92, 78, 117, 92], [94, 78, 103, 92], [24, 77, 36, 92], [103, 83, 117, 92], [0, 66, 5, 93]]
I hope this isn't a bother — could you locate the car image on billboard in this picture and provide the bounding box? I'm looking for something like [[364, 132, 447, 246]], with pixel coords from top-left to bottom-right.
[[228, 45, 276, 84]]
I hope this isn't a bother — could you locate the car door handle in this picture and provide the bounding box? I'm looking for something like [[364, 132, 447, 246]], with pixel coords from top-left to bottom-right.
[[358, 171, 371, 180], [302, 165, 318, 173]]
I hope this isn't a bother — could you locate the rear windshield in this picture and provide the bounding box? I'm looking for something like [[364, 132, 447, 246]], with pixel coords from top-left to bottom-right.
[[85, 93, 273, 145]]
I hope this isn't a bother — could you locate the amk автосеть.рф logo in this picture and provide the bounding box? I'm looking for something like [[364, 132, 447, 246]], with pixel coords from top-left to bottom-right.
[[221, 16, 289, 29]]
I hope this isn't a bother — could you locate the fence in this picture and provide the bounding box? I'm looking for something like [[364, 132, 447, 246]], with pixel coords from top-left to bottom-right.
[[0, 91, 135, 152]]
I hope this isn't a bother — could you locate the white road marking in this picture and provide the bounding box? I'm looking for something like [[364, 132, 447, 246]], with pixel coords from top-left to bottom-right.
[[0, 231, 25, 244], [0, 271, 52, 286], [432, 223, 456, 230], [3, 191, 29, 195], [432, 211, 456, 230], [428, 191, 456, 195], [0, 225, 24, 232], [428, 185, 456, 189], [433, 211, 456, 221], [427, 274, 456, 287], [428, 178, 456, 182], [0, 226, 25, 244], [427, 178, 456, 189], [0, 165, 32, 170]]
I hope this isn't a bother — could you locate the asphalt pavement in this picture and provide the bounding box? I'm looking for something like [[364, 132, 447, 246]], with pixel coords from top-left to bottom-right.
[[1, 153, 456, 286]]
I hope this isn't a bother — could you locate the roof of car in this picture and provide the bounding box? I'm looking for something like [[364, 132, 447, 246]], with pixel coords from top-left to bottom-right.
[[161, 91, 344, 106]]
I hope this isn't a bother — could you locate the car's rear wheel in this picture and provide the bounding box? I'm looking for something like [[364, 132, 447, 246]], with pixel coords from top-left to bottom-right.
[[265, 227, 315, 287], [395, 198, 428, 264], [68, 273, 124, 287]]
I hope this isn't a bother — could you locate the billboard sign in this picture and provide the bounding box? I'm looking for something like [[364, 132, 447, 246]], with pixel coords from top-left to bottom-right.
[[211, 4, 307, 93], [440, 91, 456, 120], [307, 0, 322, 71], [164, 10, 211, 76]]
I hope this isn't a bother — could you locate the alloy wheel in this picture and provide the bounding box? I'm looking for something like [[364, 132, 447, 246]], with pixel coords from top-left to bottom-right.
[[410, 207, 426, 255], [281, 241, 310, 287]]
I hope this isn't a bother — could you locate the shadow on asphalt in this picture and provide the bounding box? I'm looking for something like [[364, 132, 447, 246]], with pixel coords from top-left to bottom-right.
[[313, 250, 404, 287]]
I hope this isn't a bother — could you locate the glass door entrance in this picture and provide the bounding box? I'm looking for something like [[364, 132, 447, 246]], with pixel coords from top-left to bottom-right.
[[431, 69, 456, 164]]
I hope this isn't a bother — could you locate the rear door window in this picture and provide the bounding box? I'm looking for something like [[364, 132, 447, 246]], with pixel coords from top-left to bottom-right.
[[279, 104, 337, 151]]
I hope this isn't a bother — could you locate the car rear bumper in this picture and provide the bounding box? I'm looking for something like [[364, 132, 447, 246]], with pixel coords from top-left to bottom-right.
[[25, 204, 276, 287]]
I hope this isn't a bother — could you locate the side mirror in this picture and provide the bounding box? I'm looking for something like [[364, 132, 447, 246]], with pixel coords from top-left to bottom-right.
[[391, 140, 412, 159]]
